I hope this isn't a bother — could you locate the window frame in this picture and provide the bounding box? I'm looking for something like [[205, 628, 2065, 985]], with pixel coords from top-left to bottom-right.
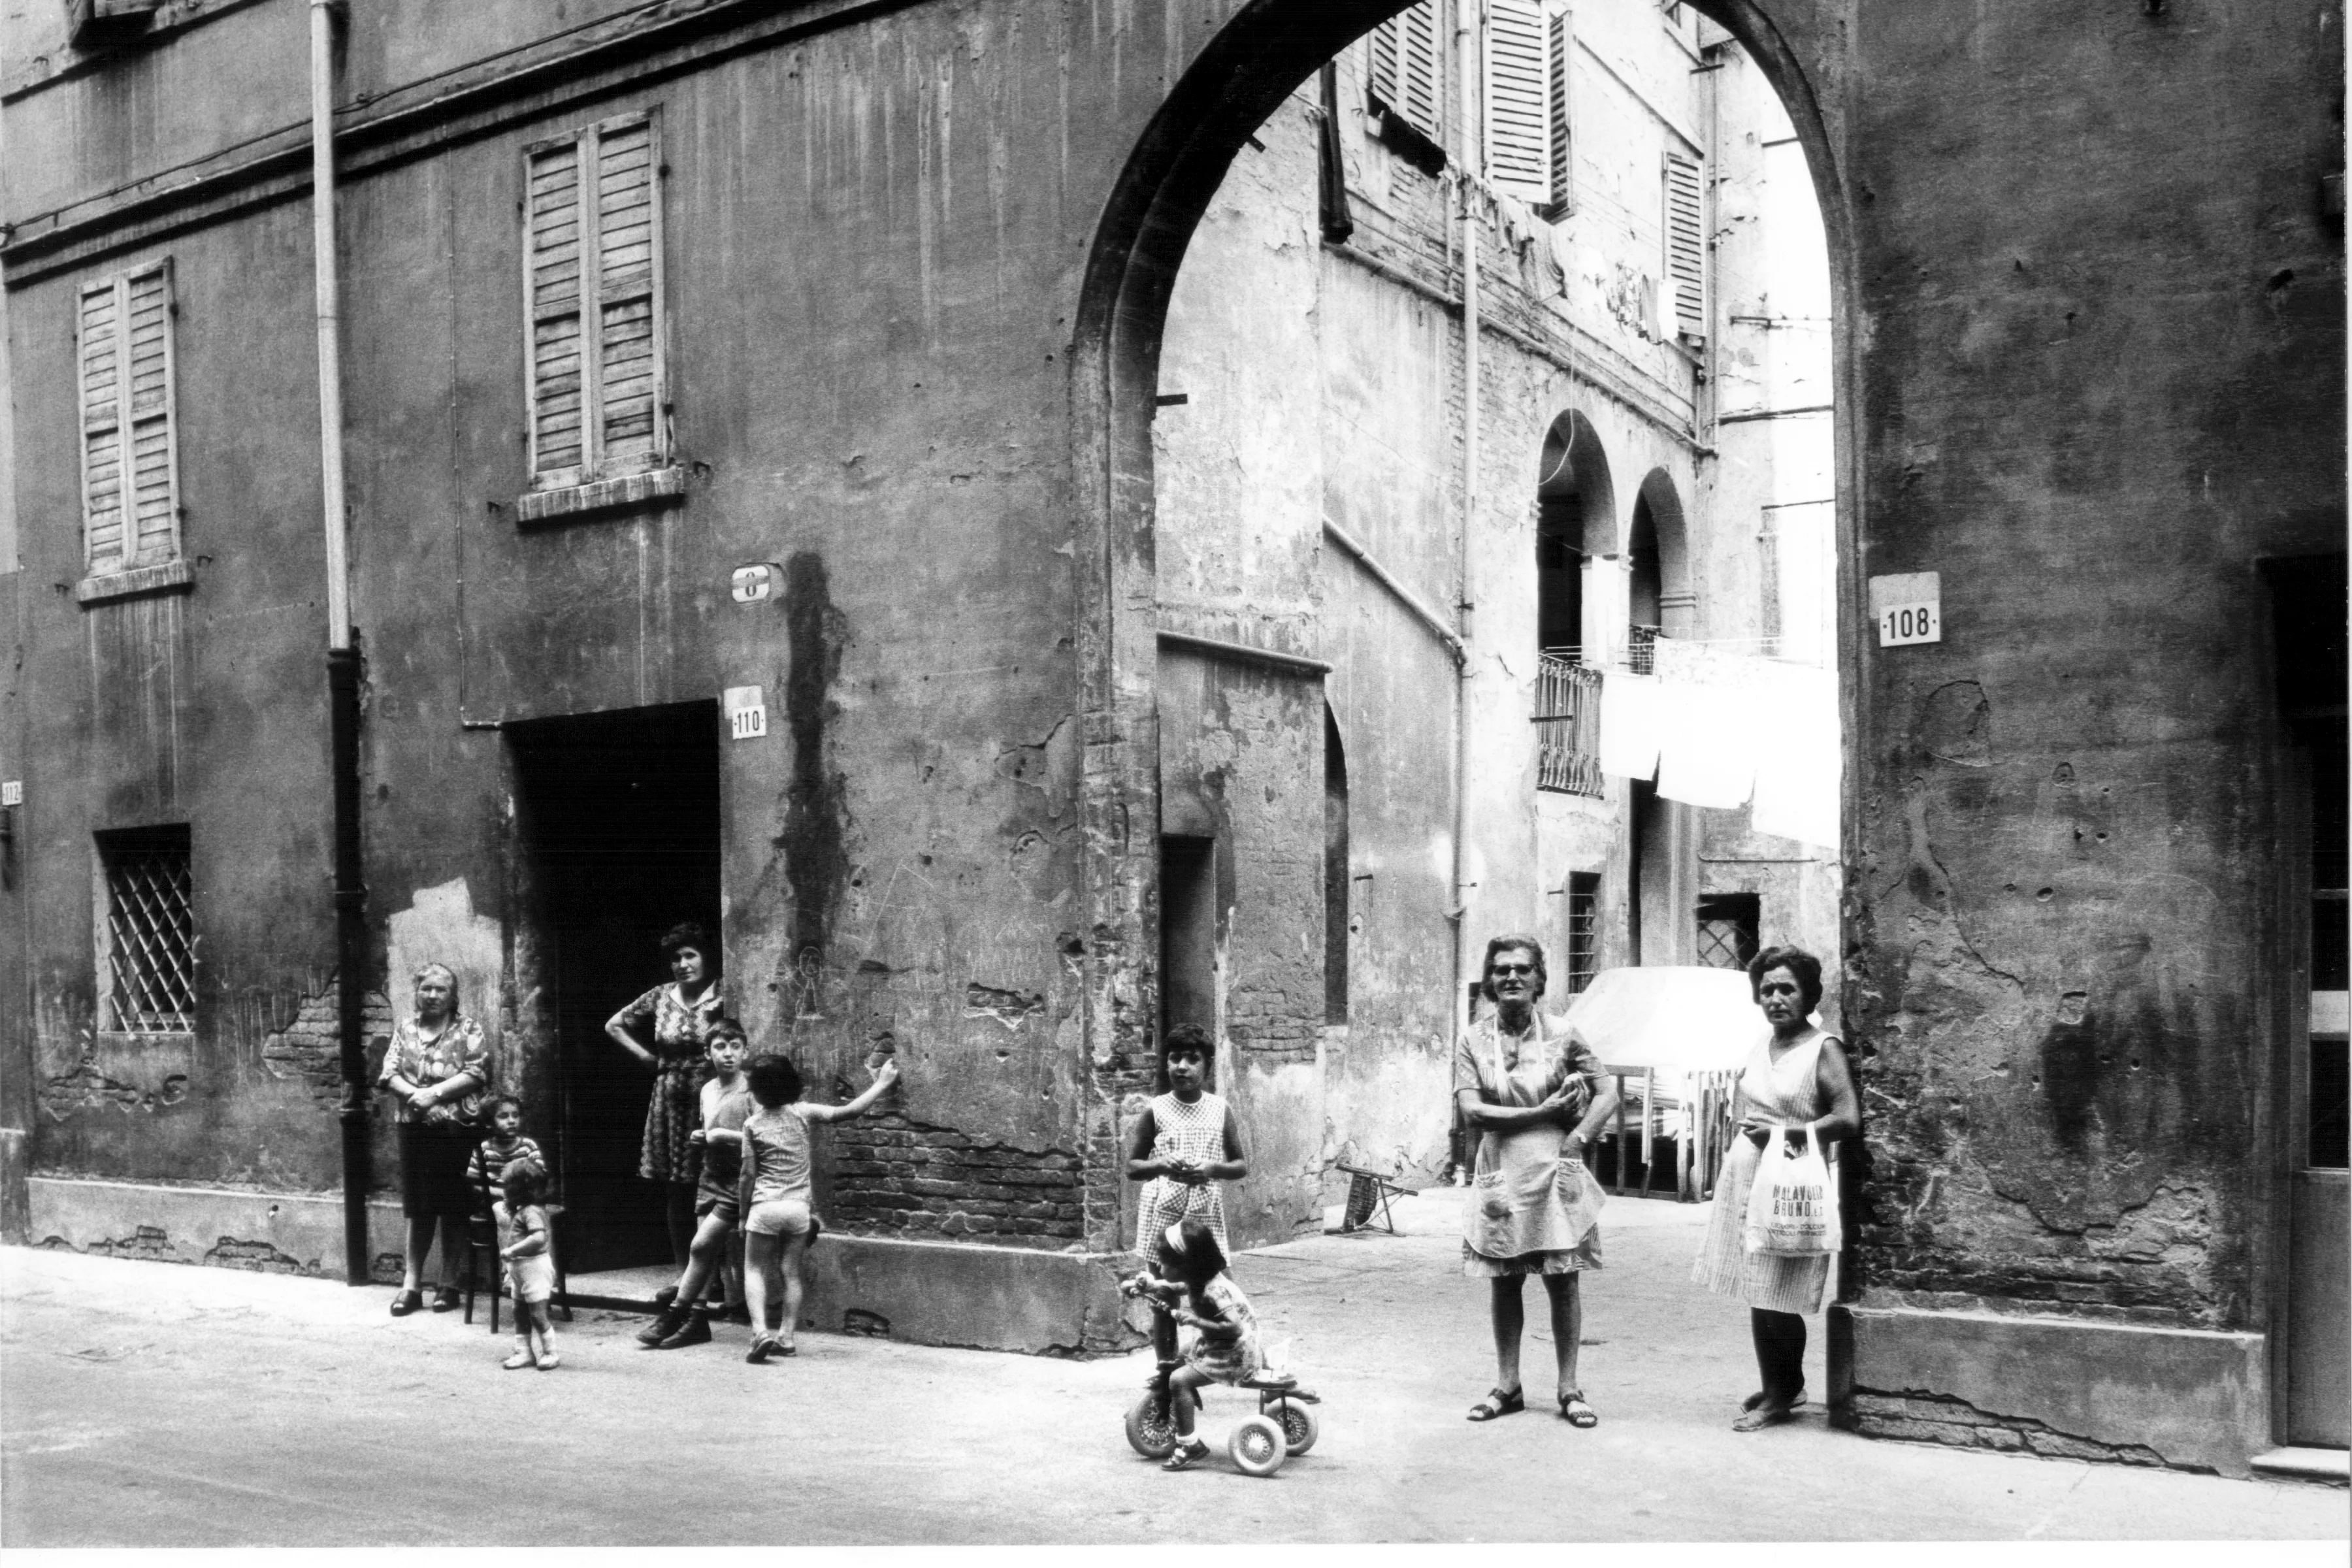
[[76, 259, 183, 580], [521, 109, 670, 495], [93, 824, 196, 1036]]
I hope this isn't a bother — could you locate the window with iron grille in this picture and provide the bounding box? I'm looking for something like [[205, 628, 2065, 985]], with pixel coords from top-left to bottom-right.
[[97, 825, 194, 1033], [1695, 892, 1760, 973], [1564, 872, 1601, 994]]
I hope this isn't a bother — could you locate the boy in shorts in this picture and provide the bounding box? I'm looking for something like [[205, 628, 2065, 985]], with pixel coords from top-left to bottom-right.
[[637, 1021, 753, 1349], [737, 1049, 899, 1362]]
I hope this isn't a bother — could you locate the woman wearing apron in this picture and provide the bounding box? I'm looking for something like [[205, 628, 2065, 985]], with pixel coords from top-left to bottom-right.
[[1456, 935, 1618, 1428], [1692, 944, 1860, 1431]]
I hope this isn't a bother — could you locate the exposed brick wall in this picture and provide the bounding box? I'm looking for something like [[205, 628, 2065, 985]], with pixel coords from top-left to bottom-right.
[[259, 981, 394, 1106], [830, 1113, 1085, 1247]]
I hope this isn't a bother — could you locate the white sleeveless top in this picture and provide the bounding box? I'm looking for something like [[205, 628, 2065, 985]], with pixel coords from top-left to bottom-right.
[[1738, 1028, 1833, 1127]]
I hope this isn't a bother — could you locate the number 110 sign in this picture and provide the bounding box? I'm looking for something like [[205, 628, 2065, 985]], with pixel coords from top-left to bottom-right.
[[1869, 572, 1942, 648]]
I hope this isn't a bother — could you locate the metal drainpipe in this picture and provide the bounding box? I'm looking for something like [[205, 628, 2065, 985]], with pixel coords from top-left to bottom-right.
[[312, 0, 368, 1286], [1449, 0, 1483, 1036]]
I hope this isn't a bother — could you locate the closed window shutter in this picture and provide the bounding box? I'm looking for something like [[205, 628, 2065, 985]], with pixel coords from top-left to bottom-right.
[[595, 118, 659, 466], [525, 111, 664, 489], [79, 261, 177, 574], [1546, 8, 1573, 216], [1369, 3, 1443, 144], [1486, 0, 1549, 202], [527, 138, 586, 481], [1665, 151, 1706, 341], [79, 281, 125, 570], [125, 267, 177, 564]]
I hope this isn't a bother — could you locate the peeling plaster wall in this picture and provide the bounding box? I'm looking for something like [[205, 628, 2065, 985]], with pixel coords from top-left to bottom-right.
[[1840, 0, 2344, 1347]]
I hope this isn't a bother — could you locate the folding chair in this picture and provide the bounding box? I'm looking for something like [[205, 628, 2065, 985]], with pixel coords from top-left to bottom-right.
[[1335, 1163, 1414, 1233]]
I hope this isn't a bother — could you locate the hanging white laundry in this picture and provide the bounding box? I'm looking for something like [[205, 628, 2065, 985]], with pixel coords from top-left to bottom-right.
[[1597, 670, 1663, 780], [1750, 663, 1840, 849], [1656, 678, 1758, 809]]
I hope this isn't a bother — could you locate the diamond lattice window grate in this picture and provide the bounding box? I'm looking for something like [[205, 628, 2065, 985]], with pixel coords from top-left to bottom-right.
[[1695, 920, 1754, 972], [105, 848, 193, 1031]]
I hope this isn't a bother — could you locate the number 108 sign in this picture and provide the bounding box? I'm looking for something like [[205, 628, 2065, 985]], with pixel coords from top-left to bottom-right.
[[1879, 601, 1940, 646], [1869, 572, 1943, 649]]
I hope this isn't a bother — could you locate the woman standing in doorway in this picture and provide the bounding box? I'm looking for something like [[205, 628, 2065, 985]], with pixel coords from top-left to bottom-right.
[[380, 962, 491, 1315], [1692, 944, 1860, 1431], [606, 923, 727, 1275], [1456, 935, 1616, 1428]]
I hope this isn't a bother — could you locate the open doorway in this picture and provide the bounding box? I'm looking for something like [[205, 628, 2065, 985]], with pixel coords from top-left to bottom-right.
[[509, 701, 721, 1275]]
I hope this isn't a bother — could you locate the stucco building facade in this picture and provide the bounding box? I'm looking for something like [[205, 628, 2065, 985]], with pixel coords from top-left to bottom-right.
[[0, 0, 2341, 1477]]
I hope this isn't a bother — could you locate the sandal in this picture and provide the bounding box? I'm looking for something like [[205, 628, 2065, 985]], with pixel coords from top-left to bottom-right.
[[1162, 1438, 1212, 1471], [1742, 1387, 1806, 1413], [1467, 1386, 1526, 1422], [389, 1288, 425, 1317], [430, 1287, 461, 1313], [1733, 1400, 1799, 1433], [1558, 1392, 1598, 1428]]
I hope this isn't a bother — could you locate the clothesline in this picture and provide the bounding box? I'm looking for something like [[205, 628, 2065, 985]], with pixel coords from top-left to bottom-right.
[[1593, 644, 1840, 849]]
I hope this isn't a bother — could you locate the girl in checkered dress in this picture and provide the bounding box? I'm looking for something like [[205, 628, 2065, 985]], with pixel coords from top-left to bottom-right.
[[1125, 1025, 1249, 1397]]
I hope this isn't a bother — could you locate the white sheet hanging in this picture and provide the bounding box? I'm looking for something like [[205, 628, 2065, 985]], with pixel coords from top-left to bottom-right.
[[1655, 678, 1757, 809], [1748, 662, 1840, 848], [1597, 670, 1663, 780]]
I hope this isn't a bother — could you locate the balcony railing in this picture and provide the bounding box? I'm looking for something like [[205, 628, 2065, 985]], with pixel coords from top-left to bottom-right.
[[1626, 623, 1661, 675], [1534, 655, 1605, 796]]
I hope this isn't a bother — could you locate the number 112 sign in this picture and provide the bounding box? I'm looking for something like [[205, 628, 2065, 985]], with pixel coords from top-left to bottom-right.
[[1869, 572, 1942, 648]]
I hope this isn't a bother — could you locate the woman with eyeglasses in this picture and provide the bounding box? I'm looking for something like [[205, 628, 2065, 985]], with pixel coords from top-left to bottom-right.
[[1454, 934, 1618, 1428]]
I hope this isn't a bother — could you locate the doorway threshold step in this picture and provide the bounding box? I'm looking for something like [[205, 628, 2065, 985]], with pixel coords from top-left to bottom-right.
[[2250, 1447, 2350, 1483]]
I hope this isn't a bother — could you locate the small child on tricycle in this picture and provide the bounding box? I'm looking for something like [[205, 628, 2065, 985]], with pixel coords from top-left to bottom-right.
[[1121, 1217, 1318, 1476]]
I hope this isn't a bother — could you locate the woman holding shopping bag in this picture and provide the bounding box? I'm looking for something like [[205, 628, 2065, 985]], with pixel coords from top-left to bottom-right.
[[1456, 936, 1617, 1428], [1692, 945, 1859, 1431]]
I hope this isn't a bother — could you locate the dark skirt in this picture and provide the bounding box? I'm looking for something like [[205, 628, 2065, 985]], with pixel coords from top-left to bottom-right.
[[398, 1122, 479, 1218]]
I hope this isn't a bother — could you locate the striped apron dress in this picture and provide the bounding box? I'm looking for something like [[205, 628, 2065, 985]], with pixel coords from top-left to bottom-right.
[[1692, 1028, 1838, 1315]]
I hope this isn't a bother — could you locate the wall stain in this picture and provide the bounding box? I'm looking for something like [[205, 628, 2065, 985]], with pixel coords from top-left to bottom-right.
[[781, 552, 851, 971]]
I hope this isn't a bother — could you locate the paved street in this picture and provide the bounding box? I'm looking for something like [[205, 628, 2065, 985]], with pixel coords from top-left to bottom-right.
[[2, 1190, 2342, 1547]]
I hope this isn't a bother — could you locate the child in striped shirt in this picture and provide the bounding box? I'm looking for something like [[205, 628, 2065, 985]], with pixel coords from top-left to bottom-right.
[[466, 1095, 544, 1218]]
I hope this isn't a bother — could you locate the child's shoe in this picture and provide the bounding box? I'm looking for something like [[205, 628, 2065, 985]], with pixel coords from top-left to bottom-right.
[[745, 1333, 778, 1364], [1162, 1437, 1211, 1471], [635, 1304, 691, 1347], [535, 1350, 561, 1371], [655, 1311, 713, 1350], [502, 1348, 536, 1370]]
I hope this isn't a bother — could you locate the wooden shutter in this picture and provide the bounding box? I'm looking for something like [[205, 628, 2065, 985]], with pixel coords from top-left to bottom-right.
[[526, 135, 585, 482], [1369, 3, 1443, 144], [1664, 150, 1706, 341], [1486, 0, 1549, 202], [525, 111, 664, 488], [1545, 8, 1574, 216], [78, 261, 177, 575]]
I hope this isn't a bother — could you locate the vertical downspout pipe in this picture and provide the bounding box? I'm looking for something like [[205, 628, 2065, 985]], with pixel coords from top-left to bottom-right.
[[312, 0, 368, 1286], [1450, 0, 1483, 1036]]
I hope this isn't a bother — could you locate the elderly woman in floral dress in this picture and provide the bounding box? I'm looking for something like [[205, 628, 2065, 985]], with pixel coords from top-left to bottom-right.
[[604, 922, 728, 1274], [379, 962, 491, 1315]]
